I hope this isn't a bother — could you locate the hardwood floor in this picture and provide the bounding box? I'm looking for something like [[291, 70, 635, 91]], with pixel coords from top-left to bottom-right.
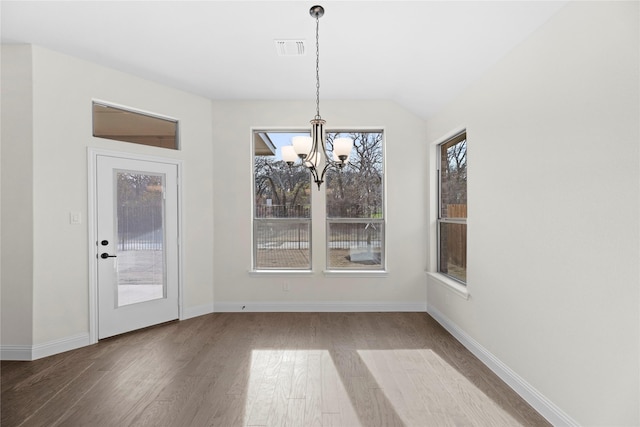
[[1, 312, 550, 426]]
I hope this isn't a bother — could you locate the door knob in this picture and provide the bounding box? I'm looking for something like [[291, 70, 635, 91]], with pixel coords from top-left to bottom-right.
[[100, 253, 117, 259]]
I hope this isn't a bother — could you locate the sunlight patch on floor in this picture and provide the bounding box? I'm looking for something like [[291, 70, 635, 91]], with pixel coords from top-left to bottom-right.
[[357, 349, 521, 426], [244, 349, 359, 426], [240, 348, 522, 426]]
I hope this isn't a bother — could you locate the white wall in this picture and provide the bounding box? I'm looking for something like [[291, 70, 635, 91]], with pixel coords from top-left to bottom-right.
[[1, 45, 215, 354], [1, 45, 34, 350], [3, 3, 637, 422], [425, 2, 639, 425], [212, 100, 427, 309]]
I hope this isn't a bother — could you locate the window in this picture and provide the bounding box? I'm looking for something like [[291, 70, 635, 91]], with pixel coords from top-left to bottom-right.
[[326, 131, 385, 270], [92, 102, 179, 150], [252, 129, 385, 272], [438, 131, 467, 283], [253, 131, 311, 270]]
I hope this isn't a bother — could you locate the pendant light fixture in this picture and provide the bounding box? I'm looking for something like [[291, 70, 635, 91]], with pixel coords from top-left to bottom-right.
[[281, 5, 354, 190]]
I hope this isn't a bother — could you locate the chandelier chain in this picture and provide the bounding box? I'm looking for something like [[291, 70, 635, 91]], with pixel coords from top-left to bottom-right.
[[315, 15, 321, 119]]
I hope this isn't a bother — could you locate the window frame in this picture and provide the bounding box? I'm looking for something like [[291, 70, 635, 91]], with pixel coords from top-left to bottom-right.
[[325, 129, 386, 272], [250, 127, 386, 274], [251, 129, 313, 272], [437, 130, 467, 285]]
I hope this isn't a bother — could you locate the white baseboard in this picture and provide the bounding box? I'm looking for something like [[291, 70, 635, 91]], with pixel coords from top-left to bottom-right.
[[181, 303, 215, 320], [426, 304, 579, 427], [214, 301, 427, 313], [32, 333, 91, 360], [1, 345, 33, 361], [2, 333, 91, 361]]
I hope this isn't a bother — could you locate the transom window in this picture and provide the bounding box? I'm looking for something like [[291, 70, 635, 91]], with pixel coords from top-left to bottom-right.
[[92, 102, 179, 150]]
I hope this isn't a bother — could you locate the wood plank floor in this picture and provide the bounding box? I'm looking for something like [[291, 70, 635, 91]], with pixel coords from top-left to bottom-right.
[[1, 312, 550, 426]]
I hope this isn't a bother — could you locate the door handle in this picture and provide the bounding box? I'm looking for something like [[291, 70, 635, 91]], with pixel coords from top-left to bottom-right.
[[100, 253, 117, 259]]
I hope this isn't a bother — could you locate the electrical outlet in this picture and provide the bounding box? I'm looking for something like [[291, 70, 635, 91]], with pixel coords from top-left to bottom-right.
[[69, 211, 82, 225], [282, 282, 290, 292]]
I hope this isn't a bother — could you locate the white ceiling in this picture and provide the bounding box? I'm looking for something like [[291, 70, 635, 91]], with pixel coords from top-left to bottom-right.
[[1, 1, 568, 119]]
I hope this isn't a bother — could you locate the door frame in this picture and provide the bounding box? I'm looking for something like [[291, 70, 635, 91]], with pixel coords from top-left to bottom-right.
[[87, 148, 184, 344]]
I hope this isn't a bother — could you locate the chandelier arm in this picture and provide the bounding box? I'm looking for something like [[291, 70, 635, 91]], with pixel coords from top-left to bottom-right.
[[308, 164, 322, 190], [318, 162, 332, 188]]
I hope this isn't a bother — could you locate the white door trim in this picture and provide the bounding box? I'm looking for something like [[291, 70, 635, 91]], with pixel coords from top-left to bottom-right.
[[87, 148, 184, 344]]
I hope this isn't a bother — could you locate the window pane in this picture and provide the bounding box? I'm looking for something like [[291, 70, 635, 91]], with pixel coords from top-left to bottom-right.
[[93, 102, 179, 150], [438, 221, 467, 282], [327, 221, 383, 269], [254, 133, 311, 219], [326, 132, 383, 219], [440, 137, 467, 219], [116, 171, 165, 306], [254, 221, 310, 269], [326, 131, 385, 270], [253, 131, 311, 269]]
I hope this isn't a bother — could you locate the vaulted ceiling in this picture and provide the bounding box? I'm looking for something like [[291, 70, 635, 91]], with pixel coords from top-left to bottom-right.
[[1, 1, 567, 119]]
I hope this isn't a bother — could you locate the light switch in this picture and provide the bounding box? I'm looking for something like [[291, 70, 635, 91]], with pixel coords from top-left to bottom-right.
[[70, 211, 82, 225]]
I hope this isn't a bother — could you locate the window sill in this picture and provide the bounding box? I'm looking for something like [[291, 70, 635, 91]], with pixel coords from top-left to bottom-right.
[[426, 272, 469, 300], [323, 270, 388, 278], [249, 270, 314, 277]]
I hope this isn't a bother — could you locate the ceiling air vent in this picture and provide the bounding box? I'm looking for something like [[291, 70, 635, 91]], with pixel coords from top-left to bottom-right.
[[275, 40, 306, 56]]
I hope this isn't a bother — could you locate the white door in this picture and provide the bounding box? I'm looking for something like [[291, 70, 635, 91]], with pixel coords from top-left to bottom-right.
[[96, 155, 179, 339]]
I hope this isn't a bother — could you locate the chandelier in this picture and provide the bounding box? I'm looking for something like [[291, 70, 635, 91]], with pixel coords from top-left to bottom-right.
[[281, 5, 353, 190]]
